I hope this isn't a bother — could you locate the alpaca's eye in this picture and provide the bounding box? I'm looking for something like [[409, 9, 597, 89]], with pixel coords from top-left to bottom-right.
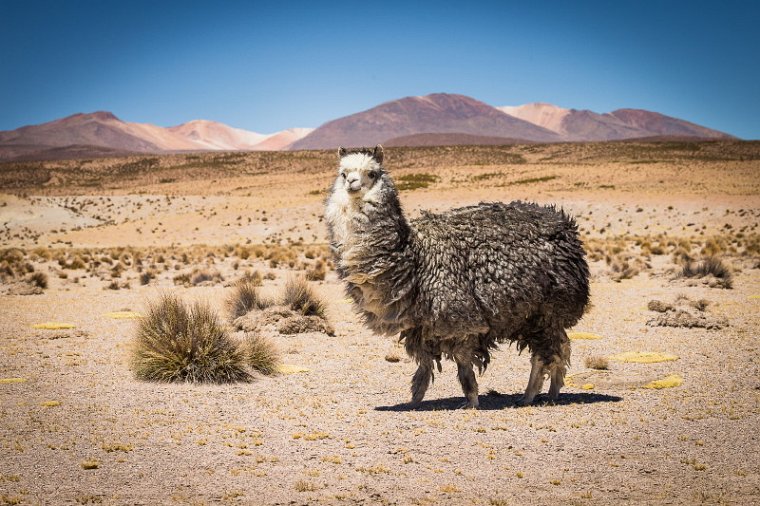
[[368, 171, 377, 179], [341, 172, 347, 179]]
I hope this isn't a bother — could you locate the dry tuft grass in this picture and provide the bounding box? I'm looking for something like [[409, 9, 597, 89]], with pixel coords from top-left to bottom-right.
[[294, 480, 319, 492], [681, 257, 733, 288], [584, 356, 609, 370], [242, 334, 280, 376], [225, 282, 272, 321], [305, 259, 326, 281], [80, 460, 99, 470], [130, 294, 249, 383], [27, 271, 48, 289], [282, 277, 327, 318]]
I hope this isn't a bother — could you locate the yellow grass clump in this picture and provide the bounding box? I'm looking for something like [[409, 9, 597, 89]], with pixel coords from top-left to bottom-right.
[[0, 378, 26, 384], [609, 351, 679, 363], [276, 364, 309, 374], [568, 332, 603, 340], [40, 400, 61, 407], [581, 383, 595, 390], [643, 374, 683, 389], [80, 460, 99, 470], [105, 311, 142, 319], [32, 322, 75, 330]]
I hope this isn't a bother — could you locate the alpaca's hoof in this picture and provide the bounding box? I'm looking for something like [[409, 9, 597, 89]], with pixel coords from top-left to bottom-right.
[[459, 399, 479, 410], [518, 396, 534, 407]]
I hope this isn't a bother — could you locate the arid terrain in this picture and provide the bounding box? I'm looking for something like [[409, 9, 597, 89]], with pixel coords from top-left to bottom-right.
[[1, 141, 759, 505]]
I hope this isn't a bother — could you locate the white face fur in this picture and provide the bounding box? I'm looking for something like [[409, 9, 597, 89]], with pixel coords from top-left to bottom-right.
[[335, 153, 383, 197], [326, 151, 386, 248]]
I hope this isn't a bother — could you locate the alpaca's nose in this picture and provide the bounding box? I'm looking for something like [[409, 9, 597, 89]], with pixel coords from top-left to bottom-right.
[[346, 174, 361, 191]]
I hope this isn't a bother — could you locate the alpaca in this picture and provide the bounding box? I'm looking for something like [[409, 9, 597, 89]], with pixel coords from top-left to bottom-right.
[[325, 145, 589, 408]]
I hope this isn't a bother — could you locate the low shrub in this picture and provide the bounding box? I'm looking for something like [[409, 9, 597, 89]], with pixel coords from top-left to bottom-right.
[[130, 294, 249, 383], [681, 257, 733, 288]]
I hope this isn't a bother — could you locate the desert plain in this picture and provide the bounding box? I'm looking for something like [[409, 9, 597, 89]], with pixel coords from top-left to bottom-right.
[[1, 141, 759, 505]]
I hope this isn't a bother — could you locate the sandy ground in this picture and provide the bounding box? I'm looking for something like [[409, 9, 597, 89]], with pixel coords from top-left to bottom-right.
[[1, 143, 759, 505]]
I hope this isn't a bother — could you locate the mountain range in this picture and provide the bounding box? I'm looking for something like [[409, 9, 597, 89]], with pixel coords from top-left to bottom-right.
[[0, 112, 313, 160], [0, 93, 734, 160]]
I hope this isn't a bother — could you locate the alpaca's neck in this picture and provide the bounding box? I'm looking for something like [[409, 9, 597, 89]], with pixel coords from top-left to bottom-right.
[[326, 182, 412, 259], [326, 181, 416, 335]]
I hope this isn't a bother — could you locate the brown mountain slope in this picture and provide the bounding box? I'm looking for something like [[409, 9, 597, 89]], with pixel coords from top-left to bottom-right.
[[383, 132, 534, 147], [0, 112, 163, 153], [290, 93, 561, 150], [609, 109, 734, 139], [558, 109, 650, 141]]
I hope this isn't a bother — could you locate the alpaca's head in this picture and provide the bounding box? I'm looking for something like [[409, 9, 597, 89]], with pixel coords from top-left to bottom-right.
[[333, 145, 386, 199], [326, 144, 406, 249]]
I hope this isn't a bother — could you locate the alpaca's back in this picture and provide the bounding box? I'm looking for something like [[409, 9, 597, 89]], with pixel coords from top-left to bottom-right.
[[410, 201, 589, 339]]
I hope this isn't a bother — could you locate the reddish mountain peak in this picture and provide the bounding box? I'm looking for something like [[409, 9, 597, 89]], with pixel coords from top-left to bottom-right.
[[290, 93, 560, 150], [60, 111, 121, 123]]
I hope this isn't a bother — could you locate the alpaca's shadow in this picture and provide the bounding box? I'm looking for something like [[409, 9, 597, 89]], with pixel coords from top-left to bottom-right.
[[375, 390, 623, 412]]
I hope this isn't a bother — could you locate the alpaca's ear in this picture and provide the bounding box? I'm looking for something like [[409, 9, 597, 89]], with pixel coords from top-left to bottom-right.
[[373, 144, 384, 164], [338, 147, 347, 158]]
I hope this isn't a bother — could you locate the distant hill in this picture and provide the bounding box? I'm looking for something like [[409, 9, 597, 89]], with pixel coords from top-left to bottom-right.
[[0, 94, 735, 160], [497, 103, 733, 141], [289, 93, 561, 150], [0, 112, 313, 160]]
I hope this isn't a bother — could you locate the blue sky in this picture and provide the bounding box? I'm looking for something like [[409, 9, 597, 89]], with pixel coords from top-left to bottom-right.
[[1, 0, 758, 138]]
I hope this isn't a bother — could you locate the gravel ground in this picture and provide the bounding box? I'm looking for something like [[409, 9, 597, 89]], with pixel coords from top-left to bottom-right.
[[1, 262, 759, 505]]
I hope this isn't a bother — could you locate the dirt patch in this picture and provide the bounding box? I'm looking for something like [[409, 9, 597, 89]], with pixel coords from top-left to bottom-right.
[[233, 305, 335, 336], [647, 295, 728, 329]]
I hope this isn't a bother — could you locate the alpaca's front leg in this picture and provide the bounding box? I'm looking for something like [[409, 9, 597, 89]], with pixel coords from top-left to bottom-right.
[[410, 359, 433, 406], [548, 332, 571, 401], [521, 354, 547, 406], [455, 359, 479, 409]]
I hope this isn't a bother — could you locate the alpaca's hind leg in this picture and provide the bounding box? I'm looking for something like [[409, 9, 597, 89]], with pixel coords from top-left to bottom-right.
[[521, 354, 547, 406], [548, 332, 571, 402], [410, 358, 433, 406], [455, 358, 479, 409]]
